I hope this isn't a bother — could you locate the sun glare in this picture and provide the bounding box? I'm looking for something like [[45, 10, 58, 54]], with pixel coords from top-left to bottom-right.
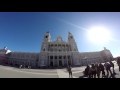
[[87, 27, 110, 44]]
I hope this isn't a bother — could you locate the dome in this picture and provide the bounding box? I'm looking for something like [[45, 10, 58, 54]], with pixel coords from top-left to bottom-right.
[[56, 35, 63, 42]]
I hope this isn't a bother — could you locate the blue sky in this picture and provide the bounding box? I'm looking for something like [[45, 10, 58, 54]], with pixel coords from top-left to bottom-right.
[[0, 12, 120, 57]]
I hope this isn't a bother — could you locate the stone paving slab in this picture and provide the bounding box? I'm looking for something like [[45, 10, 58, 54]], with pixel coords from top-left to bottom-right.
[[57, 69, 77, 78]]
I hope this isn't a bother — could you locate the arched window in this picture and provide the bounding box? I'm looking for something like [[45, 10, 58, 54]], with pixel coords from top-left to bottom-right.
[[43, 48, 45, 51], [45, 36, 48, 38]]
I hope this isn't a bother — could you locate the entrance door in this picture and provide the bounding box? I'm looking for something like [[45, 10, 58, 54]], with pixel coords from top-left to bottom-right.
[[50, 62, 53, 66], [68, 60, 71, 66], [59, 60, 62, 67]]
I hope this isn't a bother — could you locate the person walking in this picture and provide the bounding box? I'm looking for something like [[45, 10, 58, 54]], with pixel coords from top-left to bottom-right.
[[67, 65, 73, 78]]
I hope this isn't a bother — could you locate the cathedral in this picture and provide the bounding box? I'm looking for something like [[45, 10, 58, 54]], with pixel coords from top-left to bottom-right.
[[0, 31, 113, 68]]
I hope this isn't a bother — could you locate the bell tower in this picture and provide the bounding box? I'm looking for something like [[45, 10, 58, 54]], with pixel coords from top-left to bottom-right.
[[39, 31, 51, 67], [43, 31, 51, 42], [41, 31, 51, 52], [68, 32, 79, 66], [68, 32, 75, 42], [68, 32, 78, 52]]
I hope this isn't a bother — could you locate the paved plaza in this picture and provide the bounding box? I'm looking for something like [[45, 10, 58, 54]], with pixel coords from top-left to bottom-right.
[[0, 62, 120, 78]]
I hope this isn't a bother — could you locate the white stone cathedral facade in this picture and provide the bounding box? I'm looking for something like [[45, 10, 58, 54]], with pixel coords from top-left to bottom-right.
[[0, 31, 113, 68]]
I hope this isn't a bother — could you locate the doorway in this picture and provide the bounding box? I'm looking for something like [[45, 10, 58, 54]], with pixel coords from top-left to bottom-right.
[[68, 60, 71, 66], [50, 62, 53, 66], [59, 60, 62, 67]]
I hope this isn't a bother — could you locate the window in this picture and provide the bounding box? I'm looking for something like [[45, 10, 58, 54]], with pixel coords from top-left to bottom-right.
[[46, 36, 48, 38], [59, 56, 62, 59], [68, 56, 70, 59], [36, 59, 39, 62], [55, 56, 57, 59], [43, 48, 45, 51], [64, 56, 66, 59], [50, 56, 53, 59]]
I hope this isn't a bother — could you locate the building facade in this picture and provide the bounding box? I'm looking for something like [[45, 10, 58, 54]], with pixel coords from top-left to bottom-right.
[[0, 32, 113, 68], [0, 47, 10, 65]]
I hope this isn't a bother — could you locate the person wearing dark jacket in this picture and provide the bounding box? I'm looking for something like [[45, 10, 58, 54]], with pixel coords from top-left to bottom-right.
[[109, 61, 115, 74], [91, 64, 97, 78], [80, 65, 91, 78], [95, 63, 101, 78], [104, 62, 112, 78], [117, 57, 120, 72], [99, 63, 105, 78], [84, 65, 91, 78]]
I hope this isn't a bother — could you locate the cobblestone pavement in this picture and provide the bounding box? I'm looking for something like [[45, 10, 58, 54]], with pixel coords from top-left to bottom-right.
[[0, 61, 119, 78]]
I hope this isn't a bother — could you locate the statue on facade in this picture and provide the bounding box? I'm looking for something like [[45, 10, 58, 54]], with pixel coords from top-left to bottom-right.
[[104, 47, 107, 50], [3, 46, 7, 50]]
